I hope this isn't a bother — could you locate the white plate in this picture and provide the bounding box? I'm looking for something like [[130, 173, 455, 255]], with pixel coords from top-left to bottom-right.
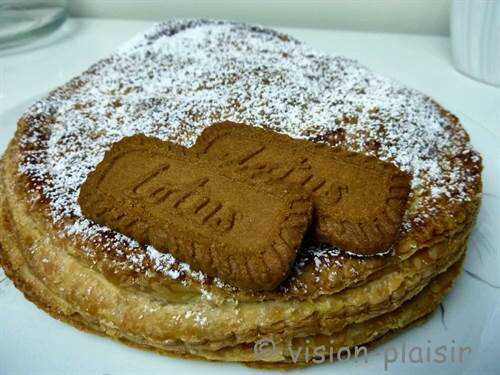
[[0, 19, 499, 375]]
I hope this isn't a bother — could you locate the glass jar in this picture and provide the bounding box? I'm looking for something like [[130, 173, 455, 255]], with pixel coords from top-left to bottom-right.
[[0, 0, 67, 49]]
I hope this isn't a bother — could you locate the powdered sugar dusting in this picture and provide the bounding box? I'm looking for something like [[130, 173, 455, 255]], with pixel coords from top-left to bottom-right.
[[17, 20, 481, 286]]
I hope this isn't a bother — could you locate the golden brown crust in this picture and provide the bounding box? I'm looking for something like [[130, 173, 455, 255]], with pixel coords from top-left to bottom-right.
[[0, 185, 463, 367], [193, 122, 411, 255], [0, 141, 473, 342], [0, 131, 477, 366], [78, 134, 312, 291], [246, 257, 462, 368]]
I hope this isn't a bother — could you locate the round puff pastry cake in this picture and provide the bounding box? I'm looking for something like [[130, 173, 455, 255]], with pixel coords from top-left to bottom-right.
[[0, 20, 482, 367]]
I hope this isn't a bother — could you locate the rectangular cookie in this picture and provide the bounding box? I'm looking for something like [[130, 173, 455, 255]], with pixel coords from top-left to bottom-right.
[[78, 134, 312, 291], [192, 122, 411, 255]]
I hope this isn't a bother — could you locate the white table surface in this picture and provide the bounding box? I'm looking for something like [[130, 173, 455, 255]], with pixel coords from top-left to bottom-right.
[[0, 18, 499, 375]]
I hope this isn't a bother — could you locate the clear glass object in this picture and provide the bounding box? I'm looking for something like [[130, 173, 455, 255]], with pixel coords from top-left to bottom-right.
[[0, 0, 67, 49]]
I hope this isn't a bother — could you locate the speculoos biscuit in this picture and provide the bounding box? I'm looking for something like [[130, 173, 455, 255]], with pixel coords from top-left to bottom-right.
[[192, 122, 411, 255], [78, 134, 313, 291]]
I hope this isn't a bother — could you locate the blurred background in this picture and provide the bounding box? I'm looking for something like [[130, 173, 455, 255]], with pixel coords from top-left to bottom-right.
[[67, 0, 452, 35]]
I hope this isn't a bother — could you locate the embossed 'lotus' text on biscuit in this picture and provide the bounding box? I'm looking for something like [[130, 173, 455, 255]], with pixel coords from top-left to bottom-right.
[[130, 168, 236, 233], [192, 122, 412, 255], [78, 134, 313, 291]]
